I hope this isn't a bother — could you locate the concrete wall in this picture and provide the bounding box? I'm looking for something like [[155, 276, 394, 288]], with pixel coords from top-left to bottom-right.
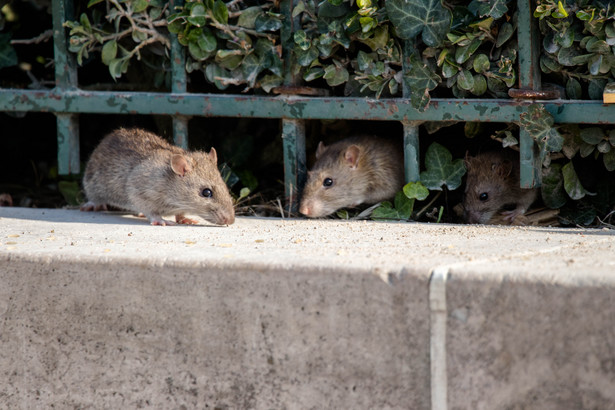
[[2, 209, 615, 409], [1, 257, 430, 409]]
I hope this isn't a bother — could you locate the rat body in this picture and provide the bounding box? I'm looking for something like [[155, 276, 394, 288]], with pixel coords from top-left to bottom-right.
[[81, 127, 235, 226], [299, 135, 404, 218], [463, 151, 538, 224]]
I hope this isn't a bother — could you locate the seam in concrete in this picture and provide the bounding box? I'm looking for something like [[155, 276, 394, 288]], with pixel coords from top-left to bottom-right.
[[429, 266, 448, 410], [425, 236, 615, 410]]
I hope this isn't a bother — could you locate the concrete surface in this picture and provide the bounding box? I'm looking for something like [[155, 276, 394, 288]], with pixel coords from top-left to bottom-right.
[[1, 207, 614, 409]]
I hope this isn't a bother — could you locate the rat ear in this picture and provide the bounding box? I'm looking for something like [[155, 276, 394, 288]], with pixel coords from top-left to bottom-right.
[[208, 147, 218, 165], [315, 141, 326, 159], [344, 145, 361, 169], [171, 154, 191, 177], [493, 159, 513, 178]]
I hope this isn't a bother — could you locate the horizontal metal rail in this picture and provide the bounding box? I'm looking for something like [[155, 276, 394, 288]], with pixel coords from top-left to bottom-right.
[[2, 89, 615, 123]]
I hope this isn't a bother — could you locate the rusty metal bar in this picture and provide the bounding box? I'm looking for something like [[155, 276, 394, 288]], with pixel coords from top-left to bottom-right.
[[52, 0, 79, 175], [2, 89, 615, 123], [169, 0, 189, 149], [280, 0, 306, 213], [517, 0, 543, 188], [402, 41, 421, 183]]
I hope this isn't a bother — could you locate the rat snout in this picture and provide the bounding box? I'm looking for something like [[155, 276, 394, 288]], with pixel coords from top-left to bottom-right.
[[463, 209, 481, 224], [218, 209, 235, 225]]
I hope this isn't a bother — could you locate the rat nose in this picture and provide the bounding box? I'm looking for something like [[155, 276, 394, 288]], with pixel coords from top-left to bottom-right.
[[221, 210, 235, 225], [299, 203, 310, 216]]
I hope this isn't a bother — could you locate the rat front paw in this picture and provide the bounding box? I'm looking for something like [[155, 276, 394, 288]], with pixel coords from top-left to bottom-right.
[[148, 215, 176, 226], [175, 214, 199, 225], [501, 208, 524, 224], [80, 202, 108, 212]]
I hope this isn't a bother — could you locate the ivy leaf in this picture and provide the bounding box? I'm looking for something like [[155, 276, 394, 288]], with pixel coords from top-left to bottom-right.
[[294, 30, 311, 51], [474, 0, 508, 19], [295, 45, 319, 67], [562, 161, 594, 200], [386, 0, 451, 47], [323, 63, 349, 86], [403, 181, 429, 200], [372, 192, 414, 220], [541, 163, 567, 209], [404, 53, 441, 111], [518, 104, 564, 164], [241, 54, 262, 88], [419, 142, 466, 191], [260, 74, 283, 93], [255, 13, 283, 32]]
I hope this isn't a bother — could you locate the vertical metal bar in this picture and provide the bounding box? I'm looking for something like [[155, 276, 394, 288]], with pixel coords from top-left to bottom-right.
[[402, 41, 420, 183], [282, 119, 306, 214], [52, 0, 80, 175], [169, 0, 189, 149], [280, 0, 306, 213], [517, 0, 542, 188], [403, 122, 421, 183]]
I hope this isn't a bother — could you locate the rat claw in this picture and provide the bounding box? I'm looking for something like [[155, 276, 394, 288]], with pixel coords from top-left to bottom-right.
[[80, 202, 108, 212], [149, 216, 175, 226], [501, 209, 523, 224]]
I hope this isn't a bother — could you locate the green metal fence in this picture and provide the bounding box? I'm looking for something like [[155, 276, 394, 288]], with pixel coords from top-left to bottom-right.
[[1, 0, 615, 211]]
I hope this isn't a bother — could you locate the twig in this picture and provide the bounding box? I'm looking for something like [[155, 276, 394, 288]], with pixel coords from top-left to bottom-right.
[[276, 198, 285, 218], [414, 190, 443, 220], [11, 29, 53, 45]]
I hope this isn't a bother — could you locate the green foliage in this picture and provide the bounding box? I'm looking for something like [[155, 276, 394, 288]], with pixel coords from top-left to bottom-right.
[[168, 0, 283, 91], [518, 103, 564, 165], [371, 181, 428, 221], [537, 0, 615, 99], [386, 0, 451, 46], [64, 0, 171, 83], [409, 5, 517, 109], [419, 142, 466, 191], [58, 180, 84, 206]]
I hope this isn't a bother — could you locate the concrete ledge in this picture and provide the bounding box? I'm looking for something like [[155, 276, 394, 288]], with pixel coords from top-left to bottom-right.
[[1, 208, 615, 409]]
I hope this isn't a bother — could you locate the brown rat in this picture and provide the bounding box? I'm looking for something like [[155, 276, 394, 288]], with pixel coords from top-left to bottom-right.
[[81, 127, 235, 226], [463, 150, 538, 224], [299, 135, 404, 218]]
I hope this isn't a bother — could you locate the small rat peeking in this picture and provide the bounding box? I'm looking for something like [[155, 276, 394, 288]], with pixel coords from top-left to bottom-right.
[[81, 127, 235, 226], [463, 151, 538, 225], [299, 135, 405, 218]]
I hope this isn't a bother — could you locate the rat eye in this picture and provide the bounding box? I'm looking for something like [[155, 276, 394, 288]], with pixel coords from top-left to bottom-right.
[[479, 192, 488, 201], [323, 177, 333, 187], [201, 188, 213, 198]]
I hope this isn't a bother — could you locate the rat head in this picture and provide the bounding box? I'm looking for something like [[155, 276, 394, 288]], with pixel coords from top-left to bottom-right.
[[462, 153, 514, 224], [167, 148, 235, 225], [299, 141, 370, 217]]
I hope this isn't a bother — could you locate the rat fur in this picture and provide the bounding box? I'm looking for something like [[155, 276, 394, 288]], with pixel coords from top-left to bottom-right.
[[81, 127, 235, 226], [463, 150, 538, 224], [299, 135, 404, 218]]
